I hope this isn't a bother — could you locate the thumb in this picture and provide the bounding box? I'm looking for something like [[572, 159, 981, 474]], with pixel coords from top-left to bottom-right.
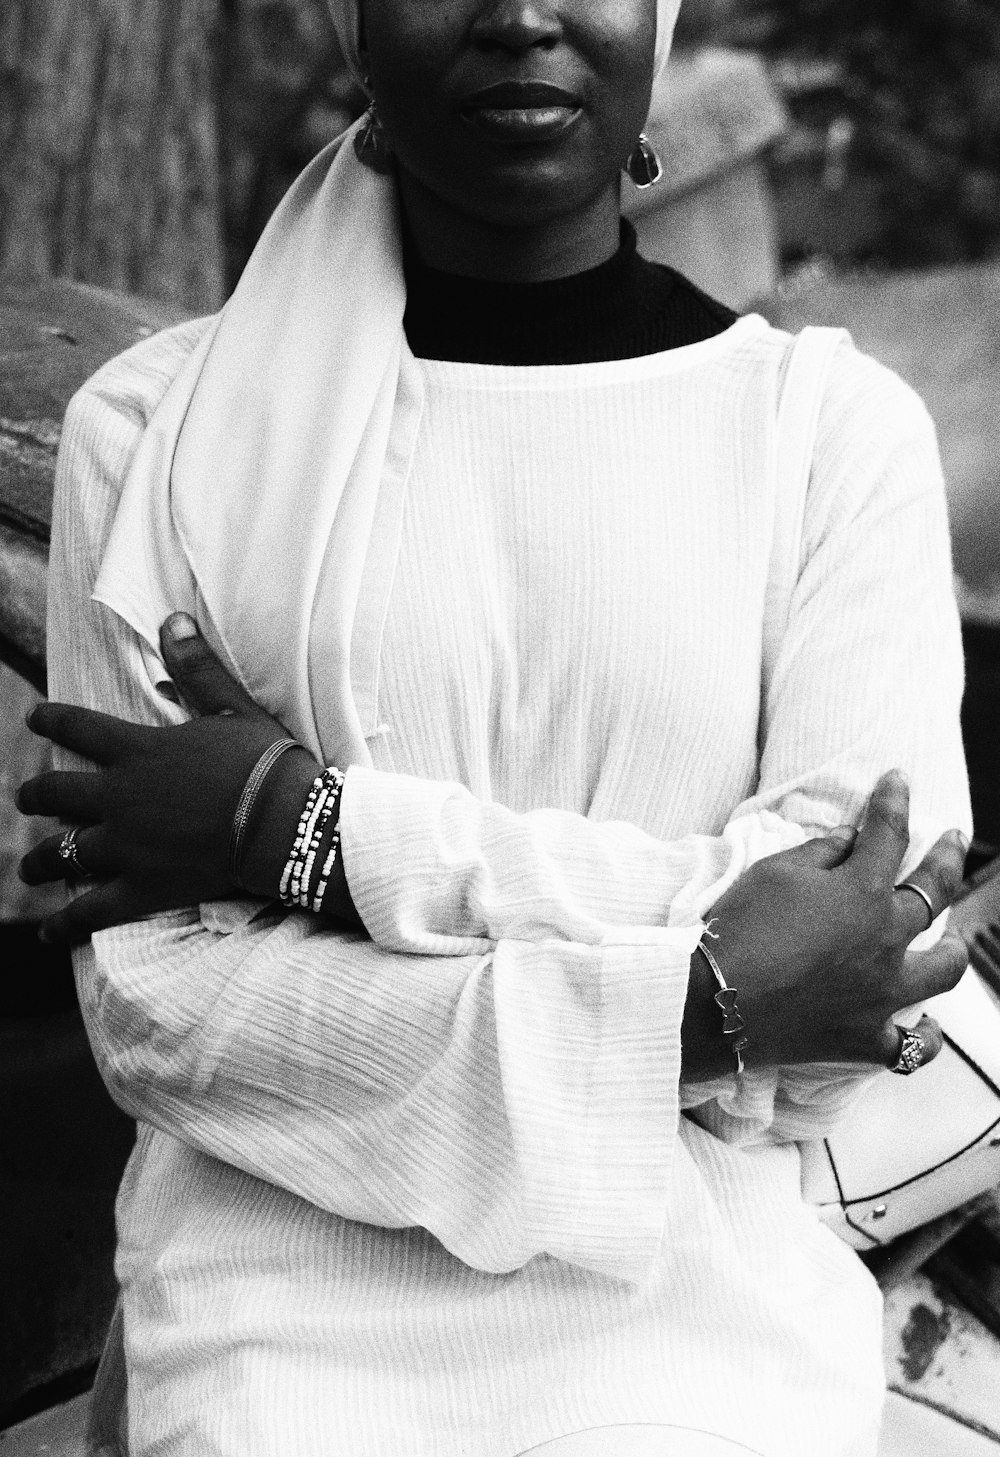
[[784, 824, 858, 872], [159, 614, 257, 717]]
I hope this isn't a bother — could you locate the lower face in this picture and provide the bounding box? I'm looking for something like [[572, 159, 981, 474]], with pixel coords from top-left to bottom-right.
[[360, 0, 657, 234]]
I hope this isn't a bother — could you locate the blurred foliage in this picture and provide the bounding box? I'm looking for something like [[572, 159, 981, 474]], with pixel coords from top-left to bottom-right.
[[722, 0, 1000, 266]]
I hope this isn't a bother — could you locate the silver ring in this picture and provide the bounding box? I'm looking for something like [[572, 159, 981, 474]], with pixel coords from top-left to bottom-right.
[[57, 826, 90, 878], [889, 1026, 926, 1075], [895, 879, 935, 930]]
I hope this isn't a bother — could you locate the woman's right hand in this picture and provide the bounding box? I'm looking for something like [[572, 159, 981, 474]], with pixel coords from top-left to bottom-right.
[[681, 770, 969, 1079]]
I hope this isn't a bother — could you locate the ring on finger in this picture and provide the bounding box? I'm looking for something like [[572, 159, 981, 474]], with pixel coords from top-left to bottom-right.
[[895, 879, 935, 931], [57, 826, 92, 879], [889, 1025, 926, 1075]]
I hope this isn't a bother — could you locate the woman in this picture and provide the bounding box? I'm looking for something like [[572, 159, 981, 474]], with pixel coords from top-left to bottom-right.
[[18, 0, 970, 1452]]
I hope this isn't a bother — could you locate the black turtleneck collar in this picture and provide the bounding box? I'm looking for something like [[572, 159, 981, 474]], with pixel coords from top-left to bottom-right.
[[401, 219, 739, 367]]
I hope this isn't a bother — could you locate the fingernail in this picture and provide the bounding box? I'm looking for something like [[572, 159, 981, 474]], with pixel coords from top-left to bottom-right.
[[37, 925, 52, 945], [829, 825, 857, 843], [888, 768, 910, 790], [166, 612, 198, 641], [951, 829, 970, 854]]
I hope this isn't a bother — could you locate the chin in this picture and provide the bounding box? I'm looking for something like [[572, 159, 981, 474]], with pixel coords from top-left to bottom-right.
[[441, 152, 619, 232]]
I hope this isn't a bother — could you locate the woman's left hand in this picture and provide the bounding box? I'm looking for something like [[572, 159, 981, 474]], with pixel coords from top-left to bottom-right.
[[17, 614, 321, 943]]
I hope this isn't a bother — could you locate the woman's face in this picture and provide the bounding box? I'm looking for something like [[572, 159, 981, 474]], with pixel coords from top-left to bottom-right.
[[360, 0, 657, 234]]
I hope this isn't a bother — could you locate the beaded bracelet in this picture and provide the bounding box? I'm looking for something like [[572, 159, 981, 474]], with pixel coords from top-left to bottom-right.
[[279, 771, 326, 904], [312, 824, 343, 914], [279, 766, 345, 911], [293, 768, 344, 909], [229, 738, 300, 889], [696, 934, 749, 1075], [301, 771, 345, 911], [288, 772, 333, 907], [286, 770, 337, 907]]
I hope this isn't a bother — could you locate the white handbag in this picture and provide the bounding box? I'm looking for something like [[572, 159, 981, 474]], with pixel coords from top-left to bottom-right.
[[799, 959, 1000, 1250], [770, 328, 1000, 1249]]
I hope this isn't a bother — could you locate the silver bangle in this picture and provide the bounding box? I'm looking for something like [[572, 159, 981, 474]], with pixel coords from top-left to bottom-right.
[[228, 738, 300, 889], [696, 935, 749, 1075]]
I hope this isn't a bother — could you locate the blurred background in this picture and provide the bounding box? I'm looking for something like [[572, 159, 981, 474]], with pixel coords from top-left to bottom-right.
[[5, 0, 1000, 305], [2, 0, 1000, 1440]]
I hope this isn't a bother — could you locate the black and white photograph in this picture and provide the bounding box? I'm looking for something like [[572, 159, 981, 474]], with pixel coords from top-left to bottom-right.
[[2, 1, 1000, 1452]]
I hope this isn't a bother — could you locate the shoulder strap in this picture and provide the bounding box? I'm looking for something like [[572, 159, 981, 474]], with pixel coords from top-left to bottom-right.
[[762, 326, 851, 691]]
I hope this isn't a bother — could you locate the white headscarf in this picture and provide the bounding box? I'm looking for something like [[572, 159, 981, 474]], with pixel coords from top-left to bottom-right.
[[94, 0, 684, 766]]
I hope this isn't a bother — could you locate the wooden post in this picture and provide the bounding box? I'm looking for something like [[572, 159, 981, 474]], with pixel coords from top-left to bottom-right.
[[0, 0, 225, 313]]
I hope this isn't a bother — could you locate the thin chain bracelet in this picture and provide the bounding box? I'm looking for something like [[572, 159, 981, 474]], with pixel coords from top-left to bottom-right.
[[696, 930, 748, 1075]]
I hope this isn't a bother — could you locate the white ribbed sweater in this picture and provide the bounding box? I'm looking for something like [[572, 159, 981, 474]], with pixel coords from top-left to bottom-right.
[[50, 315, 970, 1456]]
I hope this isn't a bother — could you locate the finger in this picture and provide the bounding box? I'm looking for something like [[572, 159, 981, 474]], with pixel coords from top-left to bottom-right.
[[971, 930, 1000, 997], [783, 824, 858, 871], [971, 924, 1000, 968], [19, 826, 114, 886], [38, 878, 144, 946], [16, 770, 102, 821], [891, 829, 968, 939], [26, 702, 142, 765], [848, 769, 910, 888], [877, 1013, 945, 1071], [903, 933, 969, 1001], [159, 615, 260, 718]]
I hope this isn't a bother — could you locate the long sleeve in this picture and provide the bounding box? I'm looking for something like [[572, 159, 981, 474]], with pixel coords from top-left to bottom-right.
[[687, 344, 971, 1141], [342, 344, 967, 953], [341, 769, 804, 952]]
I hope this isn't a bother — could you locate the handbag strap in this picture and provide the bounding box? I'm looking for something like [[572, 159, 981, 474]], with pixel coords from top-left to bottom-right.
[[762, 326, 850, 695]]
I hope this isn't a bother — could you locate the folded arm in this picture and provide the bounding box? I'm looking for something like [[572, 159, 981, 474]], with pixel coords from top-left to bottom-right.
[[35, 336, 970, 1276], [325, 351, 970, 1142], [37, 373, 723, 1281]]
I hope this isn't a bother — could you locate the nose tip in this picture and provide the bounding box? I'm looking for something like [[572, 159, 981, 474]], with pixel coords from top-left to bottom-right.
[[471, 0, 562, 51]]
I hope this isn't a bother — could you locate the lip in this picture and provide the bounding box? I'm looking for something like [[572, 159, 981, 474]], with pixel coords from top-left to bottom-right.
[[461, 80, 581, 110], [459, 81, 583, 144]]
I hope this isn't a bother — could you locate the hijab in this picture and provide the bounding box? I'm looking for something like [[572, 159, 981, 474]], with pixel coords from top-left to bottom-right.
[[93, 0, 684, 767]]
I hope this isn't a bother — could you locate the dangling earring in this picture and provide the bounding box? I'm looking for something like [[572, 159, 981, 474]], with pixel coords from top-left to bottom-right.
[[625, 133, 663, 189], [354, 79, 393, 175]]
